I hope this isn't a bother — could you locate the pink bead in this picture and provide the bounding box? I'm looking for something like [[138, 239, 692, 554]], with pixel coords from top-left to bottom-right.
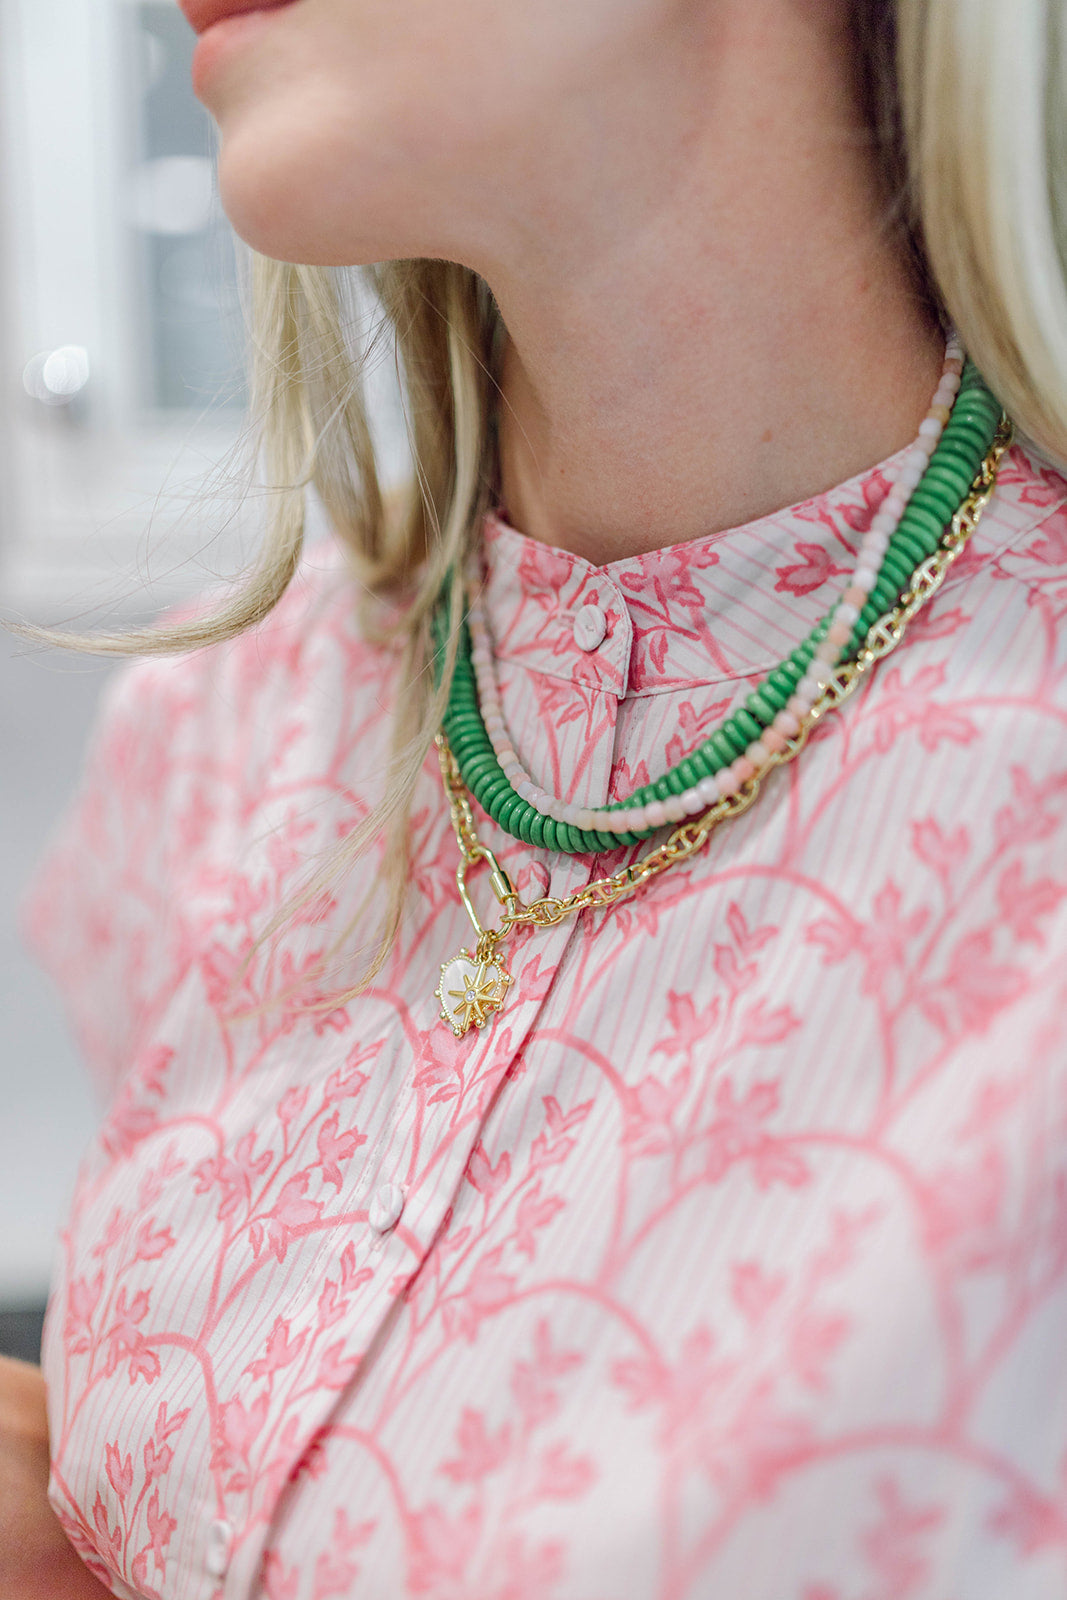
[[860, 533, 889, 561], [746, 741, 772, 769], [644, 801, 669, 830], [827, 621, 852, 646], [884, 489, 908, 516], [663, 795, 687, 823], [853, 566, 878, 592], [918, 417, 942, 439], [716, 767, 741, 797], [696, 777, 720, 806], [871, 510, 898, 536], [787, 691, 813, 717], [842, 585, 866, 609], [774, 709, 801, 737], [897, 463, 923, 491], [944, 357, 964, 376], [835, 601, 860, 625], [732, 758, 757, 785], [762, 727, 789, 755], [815, 639, 840, 665]]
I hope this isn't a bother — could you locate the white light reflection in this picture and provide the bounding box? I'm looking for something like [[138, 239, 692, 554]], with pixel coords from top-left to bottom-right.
[[23, 345, 91, 406]]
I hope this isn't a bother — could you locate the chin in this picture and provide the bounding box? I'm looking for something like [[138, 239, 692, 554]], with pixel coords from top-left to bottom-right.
[[214, 104, 448, 269]]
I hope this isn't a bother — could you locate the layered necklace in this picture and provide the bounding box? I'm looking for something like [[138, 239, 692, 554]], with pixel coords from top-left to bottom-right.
[[432, 341, 1011, 1037]]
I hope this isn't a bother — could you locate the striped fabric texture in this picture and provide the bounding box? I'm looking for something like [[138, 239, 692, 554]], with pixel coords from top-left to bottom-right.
[[24, 439, 1067, 1600]]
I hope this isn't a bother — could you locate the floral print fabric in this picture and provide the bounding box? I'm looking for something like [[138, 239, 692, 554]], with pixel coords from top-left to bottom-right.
[[25, 440, 1067, 1600]]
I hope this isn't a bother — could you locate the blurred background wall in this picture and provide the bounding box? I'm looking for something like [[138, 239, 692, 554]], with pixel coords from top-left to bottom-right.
[[0, 0, 405, 1357]]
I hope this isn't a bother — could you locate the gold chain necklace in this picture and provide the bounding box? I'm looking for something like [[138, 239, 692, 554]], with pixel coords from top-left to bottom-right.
[[433, 419, 1013, 1038]]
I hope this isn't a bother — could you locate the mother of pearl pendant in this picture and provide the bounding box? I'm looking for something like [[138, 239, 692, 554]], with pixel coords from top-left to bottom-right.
[[435, 948, 512, 1037]]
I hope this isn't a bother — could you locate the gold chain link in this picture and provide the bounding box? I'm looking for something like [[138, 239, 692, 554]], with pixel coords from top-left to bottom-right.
[[436, 418, 1013, 945]]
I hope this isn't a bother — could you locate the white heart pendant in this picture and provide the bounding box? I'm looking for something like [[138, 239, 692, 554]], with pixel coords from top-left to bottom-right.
[[435, 948, 512, 1037]]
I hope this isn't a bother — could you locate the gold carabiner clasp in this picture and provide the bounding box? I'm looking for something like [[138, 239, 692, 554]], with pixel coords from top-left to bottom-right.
[[456, 845, 521, 942]]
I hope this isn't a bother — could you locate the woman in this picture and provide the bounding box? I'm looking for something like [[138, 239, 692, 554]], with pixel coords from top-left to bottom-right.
[[4, 0, 1067, 1595]]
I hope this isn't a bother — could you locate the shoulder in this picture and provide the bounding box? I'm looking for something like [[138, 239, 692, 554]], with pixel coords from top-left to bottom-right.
[[106, 539, 403, 782]]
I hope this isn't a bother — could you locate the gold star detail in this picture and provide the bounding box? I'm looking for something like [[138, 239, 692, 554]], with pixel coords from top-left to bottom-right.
[[436, 950, 512, 1037]]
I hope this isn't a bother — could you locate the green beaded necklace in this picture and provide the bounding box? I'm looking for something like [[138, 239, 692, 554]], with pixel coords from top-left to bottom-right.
[[435, 363, 1003, 857]]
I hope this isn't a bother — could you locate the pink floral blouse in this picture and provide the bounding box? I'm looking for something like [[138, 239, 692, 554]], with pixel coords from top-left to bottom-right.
[[25, 439, 1067, 1600]]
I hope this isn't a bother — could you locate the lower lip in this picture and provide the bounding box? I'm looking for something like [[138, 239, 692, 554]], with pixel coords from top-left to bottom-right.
[[191, 7, 294, 98]]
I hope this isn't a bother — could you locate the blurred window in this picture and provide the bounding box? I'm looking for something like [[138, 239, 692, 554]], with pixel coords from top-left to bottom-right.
[[0, 0, 254, 617]]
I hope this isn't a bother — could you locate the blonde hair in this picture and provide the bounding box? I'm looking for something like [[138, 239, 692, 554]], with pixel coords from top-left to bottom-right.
[[33, 0, 1067, 988]]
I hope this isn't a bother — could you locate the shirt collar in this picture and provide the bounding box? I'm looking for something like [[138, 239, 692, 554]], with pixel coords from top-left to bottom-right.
[[479, 442, 917, 697]]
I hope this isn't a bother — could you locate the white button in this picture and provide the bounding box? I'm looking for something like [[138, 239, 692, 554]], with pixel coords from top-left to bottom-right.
[[206, 1518, 233, 1579], [572, 603, 607, 652], [368, 1182, 405, 1233]]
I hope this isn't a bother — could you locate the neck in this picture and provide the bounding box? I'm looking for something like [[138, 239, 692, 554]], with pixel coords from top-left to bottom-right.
[[486, 3, 943, 566]]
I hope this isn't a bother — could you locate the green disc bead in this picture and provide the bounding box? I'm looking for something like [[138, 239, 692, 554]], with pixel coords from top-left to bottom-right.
[[788, 639, 817, 675], [483, 785, 512, 827], [454, 716, 492, 746], [746, 688, 780, 725], [537, 816, 560, 853], [903, 496, 952, 543], [767, 663, 801, 700], [871, 573, 903, 612], [448, 712, 485, 742], [906, 488, 955, 530], [685, 742, 717, 779], [452, 741, 490, 778], [946, 416, 995, 457], [592, 830, 619, 853], [519, 806, 543, 848], [508, 801, 533, 846], [479, 777, 512, 811], [889, 522, 932, 561], [920, 458, 971, 496], [710, 726, 745, 765], [646, 772, 673, 803], [563, 821, 594, 854], [759, 675, 791, 712], [732, 708, 763, 744], [497, 791, 526, 836], [464, 774, 502, 811], [936, 436, 990, 476], [677, 756, 704, 790], [879, 553, 913, 596], [467, 734, 502, 765], [663, 765, 688, 797], [891, 523, 938, 567], [891, 530, 932, 571], [526, 811, 549, 850]]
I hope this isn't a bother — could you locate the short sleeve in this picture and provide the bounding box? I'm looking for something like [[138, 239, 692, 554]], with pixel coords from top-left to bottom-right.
[[21, 649, 226, 1103]]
